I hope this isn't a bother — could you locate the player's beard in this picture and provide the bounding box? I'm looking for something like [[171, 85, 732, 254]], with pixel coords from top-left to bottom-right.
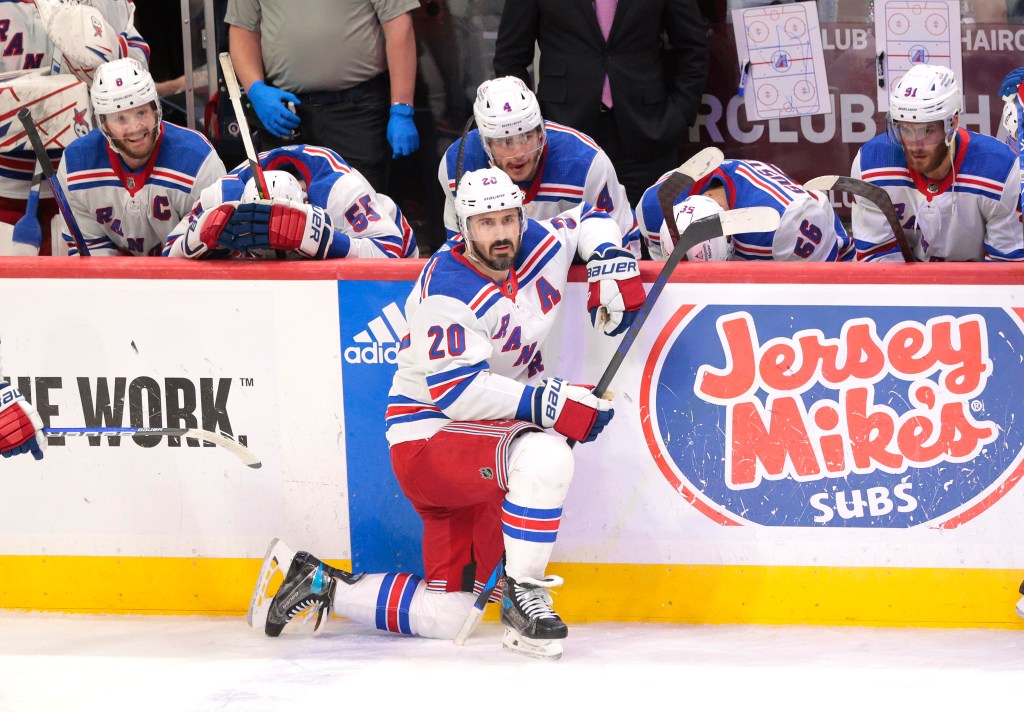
[[904, 141, 950, 178], [111, 126, 159, 163], [472, 236, 520, 273]]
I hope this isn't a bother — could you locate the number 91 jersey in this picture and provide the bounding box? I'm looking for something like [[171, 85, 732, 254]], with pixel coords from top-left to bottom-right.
[[385, 203, 623, 446]]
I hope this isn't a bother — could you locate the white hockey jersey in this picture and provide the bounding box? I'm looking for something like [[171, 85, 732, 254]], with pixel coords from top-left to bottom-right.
[[852, 129, 1023, 261], [165, 144, 417, 259], [636, 159, 852, 262], [439, 120, 638, 255], [385, 203, 622, 446], [0, 0, 148, 200], [56, 122, 225, 255]]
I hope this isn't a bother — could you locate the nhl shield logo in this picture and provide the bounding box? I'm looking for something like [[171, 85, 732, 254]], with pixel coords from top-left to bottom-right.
[[640, 304, 1024, 528]]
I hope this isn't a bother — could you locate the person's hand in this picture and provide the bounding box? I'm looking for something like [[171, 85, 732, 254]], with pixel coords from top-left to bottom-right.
[[522, 378, 614, 443], [387, 103, 419, 158], [216, 200, 335, 259], [0, 382, 46, 460], [586, 245, 645, 336], [1000, 68, 1024, 99], [246, 81, 301, 138]]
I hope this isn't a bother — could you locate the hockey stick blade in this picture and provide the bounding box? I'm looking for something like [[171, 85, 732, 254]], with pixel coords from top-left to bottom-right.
[[657, 147, 725, 251], [803, 174, 916, 262], [44, 427, 262, 469], [453, 556, 504, 646], [17, 107, 91, 256]]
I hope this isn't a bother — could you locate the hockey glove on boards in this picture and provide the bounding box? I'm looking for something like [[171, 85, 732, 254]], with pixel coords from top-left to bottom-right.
[[184, 200, 335, 259], [0, 382, 45, 460], [519, 378, 614, 443], [387, 104, 419, 158], [246, 81, 301, 138], [586, 245, 644, 336]]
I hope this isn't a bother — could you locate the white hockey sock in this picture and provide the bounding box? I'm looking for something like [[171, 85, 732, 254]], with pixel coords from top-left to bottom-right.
[[502, 431, 575, 582], [331, 573, 475, 639], [501, 498, 561, 581]]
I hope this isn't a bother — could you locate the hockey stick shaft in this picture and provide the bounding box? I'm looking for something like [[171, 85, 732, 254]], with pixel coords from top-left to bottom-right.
[[803, 174, 915, 262], [218, 52, 270, 200], [17, 108, 90, 256], [44, 427, 262, 469]]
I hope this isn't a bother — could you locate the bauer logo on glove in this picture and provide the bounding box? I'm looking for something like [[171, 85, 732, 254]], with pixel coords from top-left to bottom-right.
[[586, 245, 645, 337]]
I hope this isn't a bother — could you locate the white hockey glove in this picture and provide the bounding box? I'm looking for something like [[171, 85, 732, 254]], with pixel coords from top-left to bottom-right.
[[586, 246, 645, 337], [37, 0, 130, 82], [0, 382, 46, 460], [521, 378, 614, 443]]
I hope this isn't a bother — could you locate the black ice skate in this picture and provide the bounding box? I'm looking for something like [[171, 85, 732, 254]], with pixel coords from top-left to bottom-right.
[[247, 538, 362, 637], [500, 574, 567, 660]]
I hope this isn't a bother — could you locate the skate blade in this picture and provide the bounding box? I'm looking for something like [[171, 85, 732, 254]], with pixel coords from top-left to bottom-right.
[[246, 537, 297, 629], [502, 628, 563, 661], [1016, 596, 1024, 622]]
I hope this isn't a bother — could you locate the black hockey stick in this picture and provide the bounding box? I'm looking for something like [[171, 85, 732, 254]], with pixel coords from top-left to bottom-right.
[[452, 205, 777, 646], [44, 427, 262, 469], [803, 175, 916, 263], [453, 114, 476, 188], [17, 107, 91, 256], [454, 182, 776, 649]]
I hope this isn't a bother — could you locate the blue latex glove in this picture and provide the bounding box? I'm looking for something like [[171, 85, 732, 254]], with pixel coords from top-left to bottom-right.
[[999, 67, 1024, 99], [246, 81, 301, 138], [11, 189, 42, 250], [387, 103, 419, 158]]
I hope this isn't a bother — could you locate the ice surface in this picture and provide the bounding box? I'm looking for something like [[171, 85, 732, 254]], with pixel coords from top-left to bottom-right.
[[0, 612, 1021, 711]]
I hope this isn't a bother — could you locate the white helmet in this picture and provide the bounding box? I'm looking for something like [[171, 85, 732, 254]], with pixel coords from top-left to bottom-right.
[[474, 77, 543, 139], [454, 167, 526, 240], [888, 64, 960, 142], [659, 194, 729, 261], [91, 58, 161, 119], [241, 171, 306, 203]]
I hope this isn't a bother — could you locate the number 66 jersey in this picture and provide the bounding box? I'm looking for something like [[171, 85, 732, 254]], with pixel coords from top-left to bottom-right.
[[385, 204, 624, 447]]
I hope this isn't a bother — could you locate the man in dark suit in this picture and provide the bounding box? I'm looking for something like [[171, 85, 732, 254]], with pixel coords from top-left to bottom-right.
[[493, 0, 709, 209]]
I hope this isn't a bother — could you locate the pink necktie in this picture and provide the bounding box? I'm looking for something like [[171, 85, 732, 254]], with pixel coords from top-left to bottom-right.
[[595, 0, 616, 108]]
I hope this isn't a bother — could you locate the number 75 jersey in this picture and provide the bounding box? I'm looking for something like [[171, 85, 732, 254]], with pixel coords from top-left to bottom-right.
[[385, 204, 624, 446]]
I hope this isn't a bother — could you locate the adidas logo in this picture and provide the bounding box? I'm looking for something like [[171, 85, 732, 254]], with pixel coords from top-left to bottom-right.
[[344, 301, 408, 365]]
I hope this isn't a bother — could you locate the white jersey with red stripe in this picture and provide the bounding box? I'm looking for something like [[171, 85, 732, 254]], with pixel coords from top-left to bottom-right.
[[439, 120, 638, 255], [852, 129, 1023, 262], [636, 159, 852, 262], [385, 203, 622, 447], [0, 0, 149, 200], [164, 144, 417, 259], [55, 122, 225, 255]]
